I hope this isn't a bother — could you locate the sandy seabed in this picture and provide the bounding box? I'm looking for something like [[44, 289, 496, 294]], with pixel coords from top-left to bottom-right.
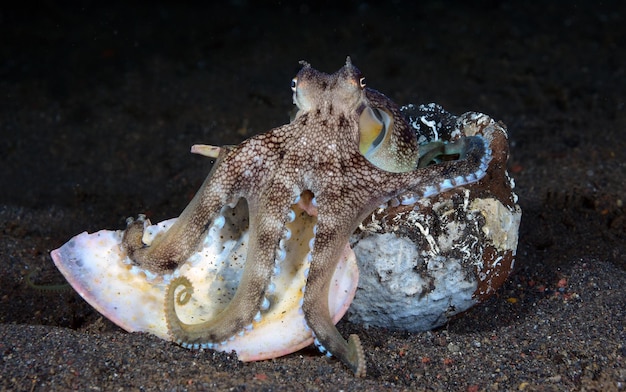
[[1, 2, 625, 391]]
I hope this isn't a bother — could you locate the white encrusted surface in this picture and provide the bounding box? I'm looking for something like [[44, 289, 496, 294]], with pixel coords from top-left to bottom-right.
[[348, 232, 478, 332]]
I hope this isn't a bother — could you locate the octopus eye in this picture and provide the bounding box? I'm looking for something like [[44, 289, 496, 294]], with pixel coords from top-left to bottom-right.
[[359, 77, 366, 88], [291, 78, 298, 92]]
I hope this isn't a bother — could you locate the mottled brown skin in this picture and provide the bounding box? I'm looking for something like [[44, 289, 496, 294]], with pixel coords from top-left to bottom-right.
[[122, 58, 490, 376]]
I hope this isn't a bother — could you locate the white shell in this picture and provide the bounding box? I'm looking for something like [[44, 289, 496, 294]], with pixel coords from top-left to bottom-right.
[[51, 201, 359, 361]]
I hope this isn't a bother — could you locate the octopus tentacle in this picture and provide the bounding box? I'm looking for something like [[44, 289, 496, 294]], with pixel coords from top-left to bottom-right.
[[300, 203, 367, 376], [122, 147, 244, 273], [165, 276, 205, 347], [402, 135, 492, 196], [364, 134, 491, 205], [122, 141, 278, 273], [164, 188, 298, 347]]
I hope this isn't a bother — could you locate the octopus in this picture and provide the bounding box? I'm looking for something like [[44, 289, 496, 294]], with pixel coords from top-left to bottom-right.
[[118, 57, 492, 377]]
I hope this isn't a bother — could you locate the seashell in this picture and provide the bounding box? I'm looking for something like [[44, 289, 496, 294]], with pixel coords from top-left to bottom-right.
[[348, 104, 521, 331]]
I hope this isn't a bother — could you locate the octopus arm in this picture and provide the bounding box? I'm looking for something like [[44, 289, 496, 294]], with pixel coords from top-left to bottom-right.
[[301, 209, 367, 377], [122, 144, 252, 273], [396, 135, 492, 199], [165, 182, 298, 347]]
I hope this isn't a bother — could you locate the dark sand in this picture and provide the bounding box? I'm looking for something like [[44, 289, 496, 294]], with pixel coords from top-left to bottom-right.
[[1, 1, 625, 391]]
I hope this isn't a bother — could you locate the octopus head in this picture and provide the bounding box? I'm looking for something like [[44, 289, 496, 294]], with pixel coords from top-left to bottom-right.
[[291, 57, 366, 117]]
